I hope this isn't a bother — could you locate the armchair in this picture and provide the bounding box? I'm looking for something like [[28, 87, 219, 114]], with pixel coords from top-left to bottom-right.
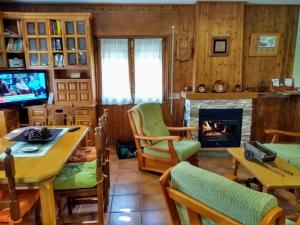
[[264, 129, 300, 170], [127, 102, 200, 173], [160, 161, 300, 225]]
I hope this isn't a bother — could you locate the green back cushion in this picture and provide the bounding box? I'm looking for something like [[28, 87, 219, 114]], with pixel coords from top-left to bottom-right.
[[54, 160, 97, 190], [133, 103, 170, 143], [263, 144, 300, 170], [171, 162, 278, 225]]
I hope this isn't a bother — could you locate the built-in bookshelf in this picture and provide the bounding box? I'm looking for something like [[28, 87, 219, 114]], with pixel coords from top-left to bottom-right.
[[1, 12, 96, 144]]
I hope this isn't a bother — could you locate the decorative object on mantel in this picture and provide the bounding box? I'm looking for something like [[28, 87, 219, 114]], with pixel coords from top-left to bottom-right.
[[233, 84, 242, 92], [258, 80, 266, 92], [196, 84, 207, 93], [211, 36, 230, 57], [213, 80, 227, 93], [249, 33, 280, 56], [176, 37, 193, 61], [184, 86, 192, 92], [270, 78, 295, 92]]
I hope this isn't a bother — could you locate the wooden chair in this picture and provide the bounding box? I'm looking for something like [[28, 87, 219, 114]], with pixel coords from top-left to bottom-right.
[[127, 102, 200, 173], [98, 109, 110, 212], [160, 161, 300, 225], [265, 129, 300, 144], [0, 148, 40, 225], [67, 110, 110, 212], [54, 125, 105, 225]]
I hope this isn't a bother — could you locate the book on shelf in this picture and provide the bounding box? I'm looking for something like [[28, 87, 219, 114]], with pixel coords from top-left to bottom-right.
[[52, 38, 63, 50], [51, 20, 62, 36], [6, 38, 14, 51], [7, 38, 23, 52], [54, 54, 64, 67]]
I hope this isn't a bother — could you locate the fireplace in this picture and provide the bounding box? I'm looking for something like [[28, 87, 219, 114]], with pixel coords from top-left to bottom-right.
[[198, 109, 243, 148]]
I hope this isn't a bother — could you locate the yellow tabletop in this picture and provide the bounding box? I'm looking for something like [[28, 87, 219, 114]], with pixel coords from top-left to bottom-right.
[[0, 126, 89, 184], [228, 147, 300, 190], [0, 126, 89, 225]]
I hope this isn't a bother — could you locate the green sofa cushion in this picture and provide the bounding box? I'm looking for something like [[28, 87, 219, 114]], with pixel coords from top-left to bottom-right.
[[143, 139, 200, 161], [133, 103, 170, 144], [171, 162, 278, 225], [263, 144, 300, 170], [54, 160, 97, 190]]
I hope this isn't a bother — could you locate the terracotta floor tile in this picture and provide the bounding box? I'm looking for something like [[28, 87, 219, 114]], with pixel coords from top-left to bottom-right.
[[140, 172, 160, 184], [140, 182, 162, 195], [141, 211, 172, 225], [116, 171, 141, 184], [111, 195, 141, 213], [118, 160, 139, 171], [141, 194, 167, 211], [109, 212, 141, 225], [114, 182, 140, 195]]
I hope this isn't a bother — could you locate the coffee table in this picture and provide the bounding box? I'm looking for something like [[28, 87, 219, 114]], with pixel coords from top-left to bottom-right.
[[228, 147, 300, 217]]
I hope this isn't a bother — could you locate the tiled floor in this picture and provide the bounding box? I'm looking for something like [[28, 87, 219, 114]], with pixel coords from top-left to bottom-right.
[[24, 150, 297, 224]]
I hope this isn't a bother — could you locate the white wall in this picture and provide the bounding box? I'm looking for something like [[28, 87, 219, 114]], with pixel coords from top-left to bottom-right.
[[293, 8, 300, 88]]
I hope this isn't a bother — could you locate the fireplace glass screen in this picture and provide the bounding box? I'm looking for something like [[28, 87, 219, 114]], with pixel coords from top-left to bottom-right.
[[199, 109, 243, 148]]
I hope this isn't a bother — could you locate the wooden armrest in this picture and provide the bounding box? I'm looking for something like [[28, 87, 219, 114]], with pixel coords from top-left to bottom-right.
[[296, 217, 300, 225], [134, 135, 182, 142], [265, 129, 300, 137], [167, 126, 198, 131]]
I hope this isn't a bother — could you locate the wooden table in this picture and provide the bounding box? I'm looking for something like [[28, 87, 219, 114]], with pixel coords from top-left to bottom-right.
[[0, 126, 89, 225], [228, 147, 300, 216]]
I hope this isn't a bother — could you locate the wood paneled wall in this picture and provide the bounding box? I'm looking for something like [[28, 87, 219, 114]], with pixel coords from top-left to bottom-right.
[[193, 3, 244, 91], [243, 6, 299, 89], [0, 3, 299, 145], [252, 95, 300, 143]]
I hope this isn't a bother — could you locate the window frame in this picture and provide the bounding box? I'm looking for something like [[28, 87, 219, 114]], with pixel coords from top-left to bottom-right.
[[97, 36, 169, 104]]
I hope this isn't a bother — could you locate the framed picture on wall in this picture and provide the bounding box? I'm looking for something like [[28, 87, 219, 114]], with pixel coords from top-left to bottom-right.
[[249, 33, 280, 56], [211, 36, 230, 57]]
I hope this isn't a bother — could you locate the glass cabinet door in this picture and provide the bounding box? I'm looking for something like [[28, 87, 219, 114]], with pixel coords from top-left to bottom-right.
[[64, 20, 89, 67], [25, 20, 51, 68]]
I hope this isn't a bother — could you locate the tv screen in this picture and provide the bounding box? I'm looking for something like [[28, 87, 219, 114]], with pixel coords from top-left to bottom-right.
[[0, 70, 48, 108]]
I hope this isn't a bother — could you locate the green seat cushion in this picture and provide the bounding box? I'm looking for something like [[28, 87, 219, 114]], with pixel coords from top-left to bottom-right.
[[54, 160, 97, 190], [133, 103, 170, 144], [143, 139, 200, 161], [286, 219, 296, 225], [289, 158, 300, 170], [263, 144, 300, 170], [171, 162, 278, 225]]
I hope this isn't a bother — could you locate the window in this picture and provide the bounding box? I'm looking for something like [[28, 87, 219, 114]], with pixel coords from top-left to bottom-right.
[[99, 38, 163, 105]]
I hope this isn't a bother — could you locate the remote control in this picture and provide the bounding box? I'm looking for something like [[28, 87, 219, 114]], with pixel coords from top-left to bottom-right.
[[68, 126, 81, 132]]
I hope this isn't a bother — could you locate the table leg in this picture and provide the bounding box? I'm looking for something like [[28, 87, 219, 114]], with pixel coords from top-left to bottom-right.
[[232, 158, 240, 176], [39, 178, 57, 225], [295, 189, 300, 217]]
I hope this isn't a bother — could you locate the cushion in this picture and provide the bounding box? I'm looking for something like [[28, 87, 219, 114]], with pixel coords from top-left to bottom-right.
[[0, 190, 39, 223], [171, 162, 278, 225], [68, 146, 96, 163], [143, 139, 200, 161], [133, 103, 170, 144], [263, 144, 300, 170], [54, 160, 97, 190]]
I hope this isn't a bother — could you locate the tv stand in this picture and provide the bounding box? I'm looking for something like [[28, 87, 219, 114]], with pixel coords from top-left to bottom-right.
[[0, 109, 20, 137]]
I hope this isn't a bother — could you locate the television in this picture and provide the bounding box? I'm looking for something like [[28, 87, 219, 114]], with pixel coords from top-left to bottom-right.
[[0, 70, 48, 108]]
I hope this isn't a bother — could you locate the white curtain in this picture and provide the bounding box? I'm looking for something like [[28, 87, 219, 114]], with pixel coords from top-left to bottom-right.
[[100, 39, 132, 105], [134, 38, 163, 104]]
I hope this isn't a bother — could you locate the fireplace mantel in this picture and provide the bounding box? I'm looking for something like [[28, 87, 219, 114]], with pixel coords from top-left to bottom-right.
[[181, 91, 258, 100]]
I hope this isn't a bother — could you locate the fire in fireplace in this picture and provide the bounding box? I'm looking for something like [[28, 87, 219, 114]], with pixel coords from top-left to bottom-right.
[[199, 109, 243, 148]]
